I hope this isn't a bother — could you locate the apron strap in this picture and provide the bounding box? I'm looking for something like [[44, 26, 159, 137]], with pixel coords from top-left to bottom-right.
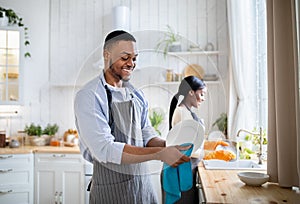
[[105, 85, 114, 133], [182, 103, 205, 126]]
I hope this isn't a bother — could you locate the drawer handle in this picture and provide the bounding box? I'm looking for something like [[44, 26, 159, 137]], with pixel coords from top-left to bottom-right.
[[0, 190, 13, 194], [0, 155, 13, 159], [0, 168, 13, 173], [52, 154, 66, 158]]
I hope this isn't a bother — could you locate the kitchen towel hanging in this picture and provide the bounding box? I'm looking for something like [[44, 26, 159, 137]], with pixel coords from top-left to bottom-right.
[[162, 143, 194, 204]]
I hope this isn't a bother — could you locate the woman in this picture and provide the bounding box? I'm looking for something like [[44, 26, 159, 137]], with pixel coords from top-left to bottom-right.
[[166, 75, 207, 204], [169, 75, 207, 130]]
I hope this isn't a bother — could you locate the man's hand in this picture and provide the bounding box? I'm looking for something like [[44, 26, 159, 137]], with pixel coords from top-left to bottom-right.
[[158, 145, 191, 167]]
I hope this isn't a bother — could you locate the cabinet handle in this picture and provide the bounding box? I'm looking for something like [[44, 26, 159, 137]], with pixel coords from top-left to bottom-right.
[[0, 155, 13, 159], [196, 171, 206, 204], [52, 154, 66, 158], [0, 189, 13, 194], [54, 191, 59, 204], [59, 192, 63, 204], [0, 168, 13, 173]]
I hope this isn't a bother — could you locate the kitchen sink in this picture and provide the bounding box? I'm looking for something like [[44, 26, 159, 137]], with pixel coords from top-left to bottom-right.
[[202, 159, 266, 170]]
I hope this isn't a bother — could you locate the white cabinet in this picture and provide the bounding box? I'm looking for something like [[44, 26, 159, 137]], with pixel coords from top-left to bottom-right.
[[0, 154, 34, 204], [34, 153, 85, 204], [0, 27, 24, 105]]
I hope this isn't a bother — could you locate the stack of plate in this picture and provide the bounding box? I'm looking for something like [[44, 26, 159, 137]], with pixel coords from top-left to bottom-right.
[[203, 74, 218, 81]]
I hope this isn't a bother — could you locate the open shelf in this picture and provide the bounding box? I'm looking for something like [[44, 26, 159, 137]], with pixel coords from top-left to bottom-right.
[[167, 51, 219, 56]]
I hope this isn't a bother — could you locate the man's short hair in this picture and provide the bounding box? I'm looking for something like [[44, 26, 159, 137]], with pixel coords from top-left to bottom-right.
[[104, 30, 136, 50]]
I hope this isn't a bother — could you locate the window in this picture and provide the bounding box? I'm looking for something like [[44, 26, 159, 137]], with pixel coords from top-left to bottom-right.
[[255, 0, 267, 128], [228, 0, 267, 135]]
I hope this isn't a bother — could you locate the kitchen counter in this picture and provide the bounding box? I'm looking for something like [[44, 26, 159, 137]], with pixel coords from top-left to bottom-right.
[[198, 161, 300, 203], [0, 145, 80, 154]]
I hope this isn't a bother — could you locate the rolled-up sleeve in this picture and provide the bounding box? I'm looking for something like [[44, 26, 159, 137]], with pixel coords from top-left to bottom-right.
[[74, 82, 125, 164], [136, 90, 159, 146]]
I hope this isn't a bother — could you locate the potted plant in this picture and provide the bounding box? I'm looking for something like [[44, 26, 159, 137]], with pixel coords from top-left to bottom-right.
[[43, 123, 59, 136], [155, 25, 182, 58], [42, 123, 59, 145], [212, 113, 228, 138], [149, 109, 164, 136], [0, 6, 31, 58], [24, 123, 46, 146]]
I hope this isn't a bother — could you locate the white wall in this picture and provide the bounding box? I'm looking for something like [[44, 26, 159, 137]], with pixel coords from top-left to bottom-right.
[[0, 0, 50, 135], [0, 1, 228, 203], [0, 0, 228, 137]]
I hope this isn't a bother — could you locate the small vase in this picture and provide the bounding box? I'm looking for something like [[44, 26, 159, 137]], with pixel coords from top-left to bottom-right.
[[41, 134, 52, 145], [0, 12, 8, 26], [168, 41, 181, 52], [28, 135, 47, 146]]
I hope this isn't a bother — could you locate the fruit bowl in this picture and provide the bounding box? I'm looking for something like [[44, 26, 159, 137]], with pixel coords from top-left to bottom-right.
[[237, 172, 269, 186]]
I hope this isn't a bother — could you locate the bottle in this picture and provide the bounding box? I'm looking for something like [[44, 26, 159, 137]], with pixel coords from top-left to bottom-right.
[[166, 69, 174, 82], [0, 132, 6, 148]]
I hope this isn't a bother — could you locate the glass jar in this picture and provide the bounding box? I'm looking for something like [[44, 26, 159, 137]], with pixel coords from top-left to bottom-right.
[[166, 69, 174, 82]]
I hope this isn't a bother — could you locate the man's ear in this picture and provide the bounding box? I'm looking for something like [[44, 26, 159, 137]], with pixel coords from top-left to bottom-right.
[[103, 50, 110, 60], [189, 90, 194, 96]]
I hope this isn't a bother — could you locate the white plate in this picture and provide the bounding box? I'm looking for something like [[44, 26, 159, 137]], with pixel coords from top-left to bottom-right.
[[166, 119, 205, 153]]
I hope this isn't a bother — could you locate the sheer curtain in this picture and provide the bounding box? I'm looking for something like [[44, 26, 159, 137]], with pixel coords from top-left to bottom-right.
[[267, 0, 300, 187], [227, 0, 267, 139]]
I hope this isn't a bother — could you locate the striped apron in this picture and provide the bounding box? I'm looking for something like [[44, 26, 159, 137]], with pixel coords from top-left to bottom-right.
[[89, 89, 158, 204]]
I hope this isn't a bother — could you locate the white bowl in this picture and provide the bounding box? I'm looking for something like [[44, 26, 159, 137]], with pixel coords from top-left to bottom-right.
[[237, 172, 269, 186]]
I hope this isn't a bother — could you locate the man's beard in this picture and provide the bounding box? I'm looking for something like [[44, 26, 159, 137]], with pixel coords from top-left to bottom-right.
[[109, 59, 131, 81]]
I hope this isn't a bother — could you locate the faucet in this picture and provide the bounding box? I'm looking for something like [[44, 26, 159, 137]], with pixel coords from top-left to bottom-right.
[[237, 127, 263, 165]]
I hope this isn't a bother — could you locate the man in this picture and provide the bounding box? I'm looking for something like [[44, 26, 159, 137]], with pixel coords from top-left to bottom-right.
[[74, 30, 191, 204]]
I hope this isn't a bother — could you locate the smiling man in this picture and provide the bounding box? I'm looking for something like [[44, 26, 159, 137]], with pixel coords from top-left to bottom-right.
[[74, 30, 191, 204]]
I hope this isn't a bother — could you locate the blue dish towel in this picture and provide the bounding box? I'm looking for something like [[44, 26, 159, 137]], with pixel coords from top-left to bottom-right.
[[162, 143, 194, 204]]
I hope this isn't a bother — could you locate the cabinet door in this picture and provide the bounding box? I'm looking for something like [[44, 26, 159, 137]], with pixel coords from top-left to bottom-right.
[[60, 165, 85, 204], [35, 153, 85, 204], [0, 27, 23, 105], [35, 167, 57, 204]]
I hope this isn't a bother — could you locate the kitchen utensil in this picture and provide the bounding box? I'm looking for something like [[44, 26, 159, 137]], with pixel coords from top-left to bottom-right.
[[238, 172, 269, 186], [9, 139, 20, 148]]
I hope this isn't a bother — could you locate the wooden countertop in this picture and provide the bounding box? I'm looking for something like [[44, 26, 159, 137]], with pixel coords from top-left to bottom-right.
[[0, 145, 80, 154], [198, 161, 300, 203]]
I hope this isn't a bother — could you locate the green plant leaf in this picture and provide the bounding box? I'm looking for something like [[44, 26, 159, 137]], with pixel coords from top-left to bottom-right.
[[212, 113, 227, 135], [149, 109, 164, 135], [1, 6, 31, 57], [24, 123, 43, 136], [155, 25, 181, 58], [24, 52, 31, 58], [43, 123, 59, 135]]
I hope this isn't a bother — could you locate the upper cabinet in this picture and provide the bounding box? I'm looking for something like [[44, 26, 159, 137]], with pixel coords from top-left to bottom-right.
[[0, 27, 24, 105]]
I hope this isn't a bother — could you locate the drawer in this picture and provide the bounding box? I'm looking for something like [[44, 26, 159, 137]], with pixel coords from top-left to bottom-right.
[[0, 187, 33, 204], [0, 169, 32, 186], [0, 154, 33, 187], [35, 153, 84, 165], [0, 154, 33, 169]]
